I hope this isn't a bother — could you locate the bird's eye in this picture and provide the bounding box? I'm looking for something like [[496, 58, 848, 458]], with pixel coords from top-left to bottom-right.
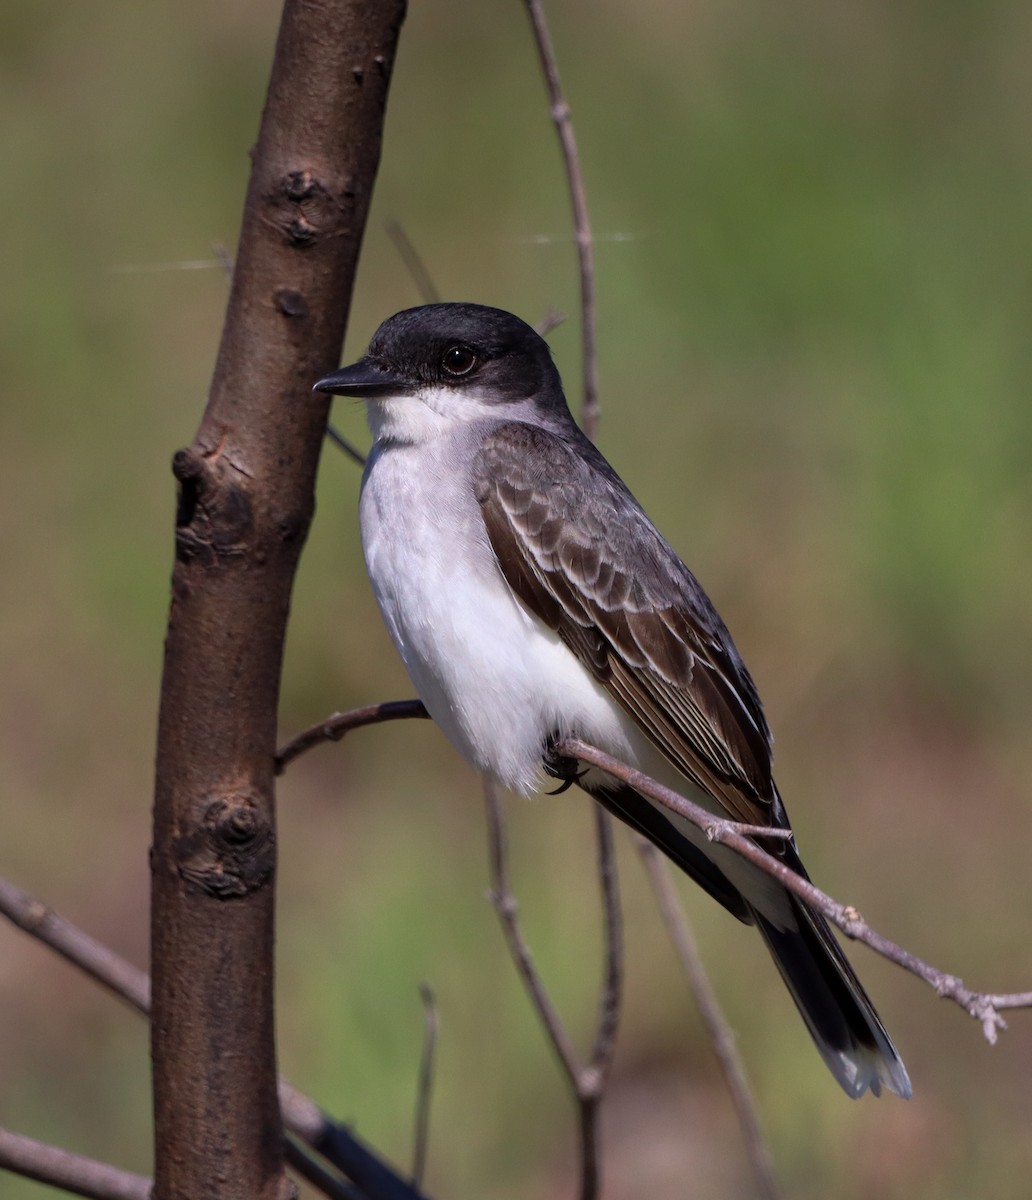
[[441, 345, 477, 376]]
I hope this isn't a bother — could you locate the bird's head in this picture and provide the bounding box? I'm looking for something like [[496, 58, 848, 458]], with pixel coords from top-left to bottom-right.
[[314, 303, 568, 444]]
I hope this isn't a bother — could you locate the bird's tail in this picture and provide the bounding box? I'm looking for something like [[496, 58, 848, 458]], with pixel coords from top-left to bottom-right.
[[591, 781, 910, 1097], [750, 895, 911, 1099]]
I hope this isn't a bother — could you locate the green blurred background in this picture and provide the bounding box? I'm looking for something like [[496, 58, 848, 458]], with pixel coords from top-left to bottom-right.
[[3, 1, 1031, 1196]]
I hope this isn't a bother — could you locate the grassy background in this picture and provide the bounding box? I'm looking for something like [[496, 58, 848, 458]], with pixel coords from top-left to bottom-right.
[[3, 1, 1032, 1196]]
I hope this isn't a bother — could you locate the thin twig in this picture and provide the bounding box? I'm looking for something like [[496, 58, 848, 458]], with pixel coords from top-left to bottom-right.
[[637, 842, 783, 1200], [522, 0, 599, 438], [573, 805, 624, 1200], [386, 220, 442, 305], [0, 877, 149, 1014], [0, 1127, 151, 1200], [326, 423, 368, 466], [522, 12, 620, 1194], [535, 307, 565, 337], [0, 877, 433, 1200], [284, 1136, 365, 1200], [276, 699, 429, 774], [587, 804, 622, 1082], [411, 984, 438, 1188], [483, 780, 583, 1078], [483, 781, 618, 1200], [556, 737, 1032, 1042], [212, 240, 234, 282]]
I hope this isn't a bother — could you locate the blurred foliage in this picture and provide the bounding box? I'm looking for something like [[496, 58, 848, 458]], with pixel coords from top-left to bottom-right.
[[2, 1, 1031, 1197]]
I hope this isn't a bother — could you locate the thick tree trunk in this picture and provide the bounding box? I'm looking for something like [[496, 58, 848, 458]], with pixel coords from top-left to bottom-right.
[[150, 4, 406, 1198]]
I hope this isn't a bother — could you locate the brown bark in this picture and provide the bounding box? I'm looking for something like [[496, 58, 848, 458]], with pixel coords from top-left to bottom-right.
[[150, 4, 406, 1199]]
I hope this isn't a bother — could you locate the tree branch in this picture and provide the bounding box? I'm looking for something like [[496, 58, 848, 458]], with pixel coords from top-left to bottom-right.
[[519, 17, 623, 1192], [150, 3, 405, 1198], [521, 0, 599, 438], [410, 983, 438, 1189], [557, 737, 1032, 1041], [0, 877, 150, 1014], [637, 843, 783, 1200], [483, 780, 584, 1079], [284, 1137, 365, 1200], [276, 699, 429, 774], [0, 876, 433, 1200], [483, 780, 617, 1200], [0, 1128, 151, 1200]]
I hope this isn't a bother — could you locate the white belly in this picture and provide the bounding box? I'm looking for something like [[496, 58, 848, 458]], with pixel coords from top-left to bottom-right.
[[359, 442, 637, 794]]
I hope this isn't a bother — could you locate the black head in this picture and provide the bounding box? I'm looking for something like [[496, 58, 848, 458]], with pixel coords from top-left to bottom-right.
[[313, 303, 567, 411]]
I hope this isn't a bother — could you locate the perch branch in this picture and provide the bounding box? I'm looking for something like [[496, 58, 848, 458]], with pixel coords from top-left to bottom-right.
[[277, 701, 1031, 1044], [558, 738, 1032, 1041]]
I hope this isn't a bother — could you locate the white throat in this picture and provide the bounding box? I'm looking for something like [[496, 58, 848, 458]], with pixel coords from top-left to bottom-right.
[[366, 384, 505, 446]]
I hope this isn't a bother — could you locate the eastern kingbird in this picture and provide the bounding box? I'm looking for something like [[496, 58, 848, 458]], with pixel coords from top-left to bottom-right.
[[315, 302, 910, 1099]]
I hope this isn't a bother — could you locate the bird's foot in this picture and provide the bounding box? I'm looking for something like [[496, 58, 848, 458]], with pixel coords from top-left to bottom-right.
[[543, 737, 587, 795]]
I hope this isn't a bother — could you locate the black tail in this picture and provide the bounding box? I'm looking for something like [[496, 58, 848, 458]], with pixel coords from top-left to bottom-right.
[[751, 896, 911, 1098], [591, 782, 910, 1098]]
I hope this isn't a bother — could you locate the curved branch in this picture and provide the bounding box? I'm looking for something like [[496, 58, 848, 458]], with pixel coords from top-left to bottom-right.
[[557, 737, 1032, 1042], [276, 699, 429, 774]]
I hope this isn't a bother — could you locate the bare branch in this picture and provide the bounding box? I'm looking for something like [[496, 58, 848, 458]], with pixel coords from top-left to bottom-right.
[[386, 220, 442, 305], [557, 737, 1032, 1041], [587, 804, 622, 1083], [483, 781, 618, 1200], [483, 779, 583, 1078], [521, 0, 599, 438], [0, 1127, 150, 1200], [325, 423, 368, 467], [276, 699, 429, 774], [535, 307, 565, 337], [519, 14, 619, 1194], [0, 877, 431, 1200], [284, 1138, 364, 1200], [637, 843, 783, 1200], [0, 877, 149, 1014], [411, 984, 438, 1188]]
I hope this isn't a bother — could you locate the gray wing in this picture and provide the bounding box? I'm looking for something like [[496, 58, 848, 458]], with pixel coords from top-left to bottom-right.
[[473, 420, 778, 829]]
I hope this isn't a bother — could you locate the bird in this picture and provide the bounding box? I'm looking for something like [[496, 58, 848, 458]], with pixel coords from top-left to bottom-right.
[[314, 302, 910, 1099]]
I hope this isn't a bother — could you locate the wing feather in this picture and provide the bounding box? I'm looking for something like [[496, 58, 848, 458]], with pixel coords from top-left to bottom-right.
[[475, 420, 777, 830]]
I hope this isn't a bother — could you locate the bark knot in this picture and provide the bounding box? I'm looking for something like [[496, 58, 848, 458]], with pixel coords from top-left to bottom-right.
[[173, 446, 254, 567], [267, 168, 338, 247], [176, 792, 274, 898]]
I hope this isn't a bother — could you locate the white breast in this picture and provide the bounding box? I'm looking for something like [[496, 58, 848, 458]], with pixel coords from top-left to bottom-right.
[[359, 436, 636, 794]]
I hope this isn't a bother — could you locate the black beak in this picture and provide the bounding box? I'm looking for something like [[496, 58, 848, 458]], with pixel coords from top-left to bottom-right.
[[313, 357, 412, 397]]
